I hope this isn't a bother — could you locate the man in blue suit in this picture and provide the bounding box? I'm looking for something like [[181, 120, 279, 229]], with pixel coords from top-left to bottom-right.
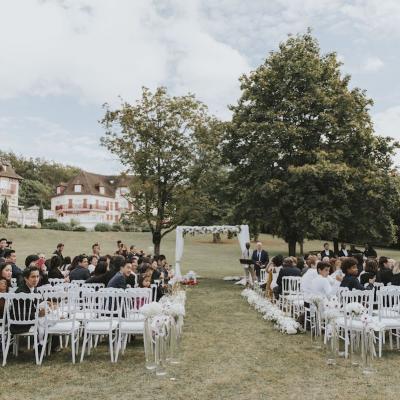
[[107, 261, 132, 289], [251, 241, 269, 281]]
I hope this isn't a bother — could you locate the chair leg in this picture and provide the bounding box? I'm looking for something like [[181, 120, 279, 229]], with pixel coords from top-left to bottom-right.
[[2, 332, 12, 366], [80, 332, 88, 363], [34, 334, 40, 365], [71, 334, 75, 364], [109, 334, 115, 363], [379, 332, 383, 358], [40, 332, 49, 364], [114, 332, 122, 363]]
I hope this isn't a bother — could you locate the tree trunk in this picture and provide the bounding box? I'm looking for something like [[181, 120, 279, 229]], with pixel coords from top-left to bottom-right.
[[288, 240, 296, 256], [153, 231, 161, 256], [212, 233, 221, 243], [299, 240, 304, 256], [333, 238, 339, 256]]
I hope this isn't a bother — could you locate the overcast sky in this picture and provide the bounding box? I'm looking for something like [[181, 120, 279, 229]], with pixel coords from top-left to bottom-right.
[[0, 0, 399, 174]]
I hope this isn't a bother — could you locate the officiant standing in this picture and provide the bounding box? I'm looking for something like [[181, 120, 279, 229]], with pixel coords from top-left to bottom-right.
[[242, 242, 256, 287], [252, 241, 269, 281]]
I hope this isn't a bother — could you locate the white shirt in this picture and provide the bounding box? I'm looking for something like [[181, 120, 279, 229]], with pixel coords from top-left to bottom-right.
[[271, 266, 282, 289], [341, 249, 348, 256], [301, 268, 318, 298], [88, 264, 96, 274], [310, 275, 336, 299], [242, 249, 251, 260]]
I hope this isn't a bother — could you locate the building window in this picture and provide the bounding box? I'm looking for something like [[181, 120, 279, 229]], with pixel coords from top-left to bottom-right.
[[74, 184, 82, 193], [99, 186, 105, 195]]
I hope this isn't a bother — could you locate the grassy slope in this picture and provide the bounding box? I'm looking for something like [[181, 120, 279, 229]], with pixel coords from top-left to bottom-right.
[[1, 229, 400, 400]]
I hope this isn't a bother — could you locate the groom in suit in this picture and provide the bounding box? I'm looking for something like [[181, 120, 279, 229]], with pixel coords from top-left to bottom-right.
[[251, 241, 269, 281]]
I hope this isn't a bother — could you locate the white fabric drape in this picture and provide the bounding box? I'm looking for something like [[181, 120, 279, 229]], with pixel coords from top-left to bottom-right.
[[237, 224, 250, 254], [175, 226, 184, 278], [174, 225, 250, 278]]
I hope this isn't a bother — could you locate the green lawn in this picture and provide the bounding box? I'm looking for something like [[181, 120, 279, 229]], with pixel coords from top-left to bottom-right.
[[1, 229, 400, 400]]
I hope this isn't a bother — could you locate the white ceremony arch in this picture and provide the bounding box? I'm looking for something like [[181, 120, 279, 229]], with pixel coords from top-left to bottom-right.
[[174, 225, 250, 278]]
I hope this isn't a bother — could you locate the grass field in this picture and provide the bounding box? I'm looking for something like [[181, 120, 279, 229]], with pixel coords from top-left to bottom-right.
[[2, 229, 400, 400]]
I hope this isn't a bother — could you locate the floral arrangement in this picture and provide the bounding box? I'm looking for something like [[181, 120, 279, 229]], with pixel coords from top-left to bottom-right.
[[180, 225, 241, 237], [241, 288, 300, 335], [141, 302, 163, 317], [346, 302, 365, 316]]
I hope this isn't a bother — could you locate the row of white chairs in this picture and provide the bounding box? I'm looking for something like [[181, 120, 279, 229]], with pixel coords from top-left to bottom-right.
[[0, 287, 154, 366]]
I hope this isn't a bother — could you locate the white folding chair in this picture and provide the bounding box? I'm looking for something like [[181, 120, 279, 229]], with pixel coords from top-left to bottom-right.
[[281, 277, 303, 317], [39, 291, 81, 364], [3, 292, 42, 366], [71, 280, 86, 287], [337, 290, 374, 358], [0, 293, 9, 366], [80, 291, 124, 363], [114, 288, 152, 362], [260, 269, 267, 285], [82, 283, 105, 291], [150, 284, 158, 302], [48, 278, 65, 286]]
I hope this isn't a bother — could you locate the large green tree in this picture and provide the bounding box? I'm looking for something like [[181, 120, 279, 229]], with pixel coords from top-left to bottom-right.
[[101, 87, 222, 255], [224, 31, 399, 255]]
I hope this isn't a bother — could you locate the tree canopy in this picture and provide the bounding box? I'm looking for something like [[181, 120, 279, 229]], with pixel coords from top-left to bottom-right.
[[223, 31, 399, 255]]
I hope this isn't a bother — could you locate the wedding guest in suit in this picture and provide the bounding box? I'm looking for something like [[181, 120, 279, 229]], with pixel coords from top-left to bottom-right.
[[363, 243, 377, 258], [340, 257, 374, 291], [4, 249, 23, 286], [274, 257, 301, 298], [69, 254, 90, 282], [242, 242, 256, 287], [376, 256, 393, 286], [320, 243, 334, 259], [251, 242, 269, 281], [107, 261, 132, 289], [92, 243, 101, 257], [349, 244, 363, 257], [88, 255, 99, 274], [338, 243, 349, 257], [53, 243, 65, 264], [25, 254, 49, 287]]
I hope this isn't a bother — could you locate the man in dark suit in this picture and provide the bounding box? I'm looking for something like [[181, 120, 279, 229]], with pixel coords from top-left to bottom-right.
[[4, 249, 23, 286], [338, 243, 349, 257], [320, 243, 334, 259], [274, 257, 301, 298], [107, 261, 132, 289], [251, 242, 269, 281], [69, 254, 90, 281], [53, 243, 65, 264]]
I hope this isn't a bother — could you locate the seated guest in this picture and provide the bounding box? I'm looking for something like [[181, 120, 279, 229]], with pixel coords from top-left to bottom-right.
[[360, 259, 378, 286], [85, 261, 109, 285], [338, 243, 349, 257], [107, 261, 132, 289], [340, 257, 374, 291], [11, 267, 43, 334], [352, 253, 364, 276], [310, 261, 337, 299], [138, 275, 151, 288], [69, 255, 90, 282], [0, 262, 12, 317], [87, 255, 99, 275], [47, 255, 65, 279], [0, 238, 8, 258], [391, 262, 400, 286], [274, 257, 301, 298], [61, 256, 71, 271], [301, 255, 317, 276], [376, 256, 393, 286], [301, 260, 318, 300], [4, 249, 23, 286], [321, 243, 334, 259], [267, 254, 284, 290], [25, 254, 49, 287]]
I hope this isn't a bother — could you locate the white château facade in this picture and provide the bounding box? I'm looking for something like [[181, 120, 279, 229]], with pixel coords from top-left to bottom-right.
[[51, 171, 133, 230]]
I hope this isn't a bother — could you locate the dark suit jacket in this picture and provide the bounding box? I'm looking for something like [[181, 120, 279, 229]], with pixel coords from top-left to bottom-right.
[[276, 266, 301, 294], [10, 284, 39, 334], [69, 266, 91, 282], [251, 250, 269, 267], [86, 274, 109, 286], [107, 272, 127, 289], [320, 250, 334, 259], [340, 274, 373, 291], [338, 250, 349, 257], [376, 268, 393, 286]]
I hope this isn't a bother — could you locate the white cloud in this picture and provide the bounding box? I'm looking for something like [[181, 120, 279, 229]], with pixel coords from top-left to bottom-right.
[[0, 116, 122, 174], [362, 56, 384, 72], [374, 106, 400, 140]]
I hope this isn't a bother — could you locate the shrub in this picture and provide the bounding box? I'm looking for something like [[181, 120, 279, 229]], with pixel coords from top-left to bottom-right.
[[7, 220, 21, 228], [111, 223, 124, 232], [43, 222, 72, 231], [0, 214, 7, 228], [73, 225, 87, 232], [24, 225, 38, 229], [43, 218, 58, 223], [94, 223, 111, 232], [69, 218, 79, 227]]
